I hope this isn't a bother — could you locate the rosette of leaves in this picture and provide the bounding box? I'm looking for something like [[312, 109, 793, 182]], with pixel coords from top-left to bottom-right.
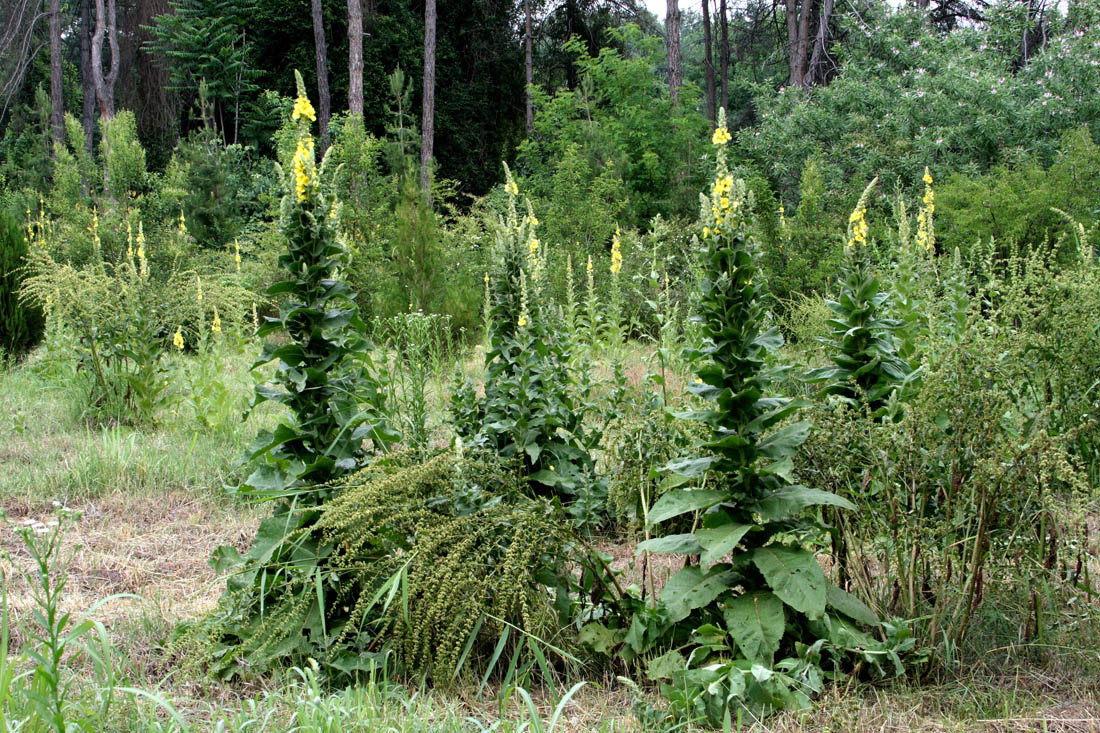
[[805, 180, 915, 420], [453, 166, 605, 525], [240, 72, 395, 505], [590, 114, 897, 724]]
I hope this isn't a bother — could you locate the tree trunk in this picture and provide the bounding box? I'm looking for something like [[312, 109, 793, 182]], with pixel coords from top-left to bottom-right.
[[807, 0, 834, 86], [91, 0, 119, 119], [311, 0, 331, 148], [524, 0, 533, 135], [785, 0, 800, 87], [719, 0, 729, 114], [666, 0, 682, 105], [420, 0, 436, 196], [348, 0, 363, 117], [702, 0, 715, 126], [49, 0, 64, 146], [796, 0, 815, 89], [81, 0, 95, 150]]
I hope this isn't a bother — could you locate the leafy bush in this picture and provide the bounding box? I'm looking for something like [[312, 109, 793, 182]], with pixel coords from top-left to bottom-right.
[[20, 219, 250, 425], [0, 211, 44, 360]]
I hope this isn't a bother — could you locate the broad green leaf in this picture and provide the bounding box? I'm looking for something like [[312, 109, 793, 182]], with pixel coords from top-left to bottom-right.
[[578, 623, 623, 656], [660, 566, 735, 623], [648, 489, 726, 525], [722, 591, 784, 664], [752, 546, 826, 620], [826, 585, 879, 627], [636, 534, 702, 556], [751, 485, 856, 521], [646, 650, 687, 681], [696, 523, 753, 566], [757, 421, 810, 459]]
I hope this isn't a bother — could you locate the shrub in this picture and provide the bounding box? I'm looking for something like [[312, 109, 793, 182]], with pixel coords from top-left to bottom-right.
[[0, 211, 44, 360]]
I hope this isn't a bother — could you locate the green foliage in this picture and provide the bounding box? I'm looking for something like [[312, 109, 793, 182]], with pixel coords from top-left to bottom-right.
[[145, 0, 258, 141], [741, 5, 1100, 205], [759, 157, 843, 305], [805, 182, 914, 418], [453, 170, 607, 524], [0, 211, 44, 359], [936, 127, 1100, 260], [191, 449, 580, 685], [241, 74, 395, 505], [163, 90, 270, 249], [20, 218, 250, 425], [585, 120, 895, 724]]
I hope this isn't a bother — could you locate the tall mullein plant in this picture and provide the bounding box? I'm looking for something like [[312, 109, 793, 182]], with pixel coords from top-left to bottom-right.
[[643, 112, 874, 718], [805, 179, 914, 420], [241, 72, 394, 506], [455, 166, 602, 516]]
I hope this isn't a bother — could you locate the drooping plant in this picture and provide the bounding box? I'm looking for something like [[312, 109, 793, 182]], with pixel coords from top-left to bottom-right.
[[605, 112, 898, 723], [805, 179, 915, 420], [239, 72, 395, 506]]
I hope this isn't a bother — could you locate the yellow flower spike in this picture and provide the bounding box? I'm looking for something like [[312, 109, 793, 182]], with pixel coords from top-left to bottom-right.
[[703, 226, 710, 238], [173, 326, 184, 350], [610, 227, 623, 275], [484, 272, 490, 285], [251, 302, 259, 332], [234, 239, 242, 272], [923, 167, 933, 185], [196, 276, 203, 303], [292, 139, 313, 201], [211, 307, 221, 333], [137, 222, 148, 278], [712, 126, 731, 146], [528, 238, 539, 254], [505, 179, 519, 197], [586, 256, 593, 276], [126, 221, 134, 261], [179, 208, 187, 235], [292, 94, 316, 122]]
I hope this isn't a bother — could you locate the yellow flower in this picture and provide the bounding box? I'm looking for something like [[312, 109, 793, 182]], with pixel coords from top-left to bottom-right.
[[586, 256, 593, 276], [528, 238, 539, 254], [172, 326, 184, 350], [484, 272, 490, 285], [517, 315, 527, 328], [234, 239, 242, 272], [179, 208, 187, 235], [712, 126, 731, 146], [610, 227, 623, 275], [211, 307, 221, 333], [292, 95, 316, 122], [720, 196, 730, 211], [196, 276, 203, 303], [505, 179, 519, 196], [293, 139, 312, 201], [923, 167, 933, 185], [703, 226, 710, 238]]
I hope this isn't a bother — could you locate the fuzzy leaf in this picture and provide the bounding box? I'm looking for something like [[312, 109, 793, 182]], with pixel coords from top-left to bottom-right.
[[751, 486, 856, 521], [723, 591, 784, 664], [636, 534, 703, 556], [696, 522, 753, 565], [660, 566, 735, 623], [648, 489, 725, 525], [752, 546, 826, 620], [826, 585, 879, 627]]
